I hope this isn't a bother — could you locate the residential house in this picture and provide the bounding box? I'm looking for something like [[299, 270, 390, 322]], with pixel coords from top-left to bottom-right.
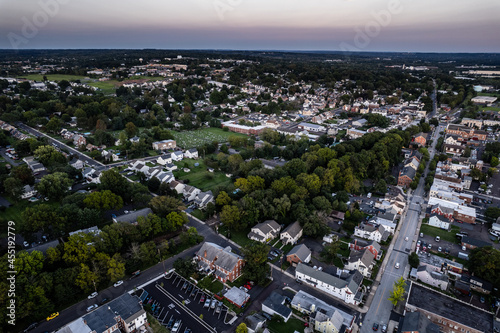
[[149, 171, 175, 184], [184, 148, 199, 159], [291, 290, 355, 333], [170, 180, 185, 194], [354, 222, 389, 243], [69, 158, 84, 170], [280, 221, 303, 245], [73, 134, 86, 147], [248, 220, 281, 243], [411, 265, 449, 291], [245, 314, 266, 333], [196, 242, 245, 283], [428, 214, 451, 230], [286, 244, 312, 266], [171, 151, 184, 161], [156, 153, 172, 165], [298, 122, 326, 132], [348, 239, 381, 260], [468, 276, 493, 295], [295, 263, 363, 305], [261, 292, 292, 322], [113, 208, 153, 225], [194, 190, 214, 209], [57, 293, 147, 333], [330, 210, 345, 222], [413, 132, 428, 146], [344, 249, 374, 278], [21, 185, 37, 199], [398, 166, 416, 188], [152, 139, 176, 150], [129, 136, 140, 144], [182, 185, 201, 202], [346, 128, 366, 139], [223, 286, 250, 308], [352, 118, 368, 128], [461, 236, 491, 250], [165, 163, 178, 171]]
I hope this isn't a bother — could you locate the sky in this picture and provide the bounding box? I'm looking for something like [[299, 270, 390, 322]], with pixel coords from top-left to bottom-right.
[[0, 0, 499, 52]]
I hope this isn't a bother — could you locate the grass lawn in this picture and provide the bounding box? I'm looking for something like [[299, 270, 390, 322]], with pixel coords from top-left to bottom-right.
[[420, 224, 460, 243], [174, 158, 231, 192], [218, 225, 254, 248], [88, 81, 119, 95], [198, 276, 224, 294], [482, 106, 500, 112], [146, 313, 169, 333], [190, 209, 205, 221], [20, 74, 89, 81], [267, 318, 305, 333], [172, 128, 248, 149]]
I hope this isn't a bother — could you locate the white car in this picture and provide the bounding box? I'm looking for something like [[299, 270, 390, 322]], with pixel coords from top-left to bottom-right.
[[86, 304, 98, 312], [395, 262, 400, 269], [113, 280, 123, 287], [23, 241, 30, 247], [88, 292, 98, 299]]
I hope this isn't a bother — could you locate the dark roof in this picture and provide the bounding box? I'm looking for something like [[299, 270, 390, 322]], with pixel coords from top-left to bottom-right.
[[407, 283, 493, 333], [461, 236, 492, 248], [400, 166, 416, 179], [400, 311, 440, 333], [287, 244, 311, 262], [197, 242, 242, 272], [262, 292, 292, 319], [281, 221, 302, 238]]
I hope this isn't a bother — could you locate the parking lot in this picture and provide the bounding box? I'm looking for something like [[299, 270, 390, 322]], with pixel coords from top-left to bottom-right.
[[141, 272, 232, 333]]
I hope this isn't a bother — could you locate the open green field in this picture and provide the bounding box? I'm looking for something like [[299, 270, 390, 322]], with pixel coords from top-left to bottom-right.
[[20, 74, 89, 81], [267, 318, 305, 333], [172, 128, 248, 149], [482, 106, 500, 112], [173, 158, 232, 192], [87, 81, 120, 95], [478, 92, 500, 97], [420, 224, 460, 243]]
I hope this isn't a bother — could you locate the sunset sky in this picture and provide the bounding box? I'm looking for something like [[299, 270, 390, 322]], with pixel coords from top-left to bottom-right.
[[0, 0, 499, 52]]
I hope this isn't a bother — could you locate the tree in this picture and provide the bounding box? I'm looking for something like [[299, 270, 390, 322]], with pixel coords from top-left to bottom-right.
[[242, 242, 270, 285], [22, 204, 66, 234], [62, 233, 97, 265], [165, 211, 188, 231], [374, 179, 387, 193], [408, 252, 420, 268], [388, 277, 406, 307], [173, 257, 197, 278], [321, 239, 340, 264], [216, 191, 232, 207], [149, 196, 185, 217], [468, 246, 500, 287], [273, 195, 291, 218], [125, 122, 137, 138], [99, 169, 130, 198], [485, 207, 500, 220], [36, 172, 73, 200], [45, 117, 62, 134], [34, 145, 66, 167], [284, 158, 306, 178], [3, 177, 23, 200], [11, 165, 35, 185], [147, 176, 161, 192], [236, 323, 248, 333], [312, 196, 332, 214], [75, 263, 99, 292], [220, 205, 241, 231], [84, 190, 124, 211]]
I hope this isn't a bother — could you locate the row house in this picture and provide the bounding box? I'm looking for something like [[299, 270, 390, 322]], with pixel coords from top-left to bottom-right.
[[295, 263, 363, 305], [195, 242, 244, 283], [443, 143, 466, 156]]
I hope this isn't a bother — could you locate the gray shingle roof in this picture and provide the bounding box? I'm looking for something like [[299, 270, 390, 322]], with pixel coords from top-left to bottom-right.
[[281, 221, 302, 238], [262, 292, 292, 319], [296, 263, 361, 293], [287, 244, 311, 262], [114, 208, 153, 224], [197, 242, 242, 272]]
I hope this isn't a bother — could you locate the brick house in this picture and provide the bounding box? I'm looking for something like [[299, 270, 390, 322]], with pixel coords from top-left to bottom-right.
[[398, 166, 416, 188], [413, 132, 428, 146], [196, 242, 244, 283], [286, 244, 311, 266]]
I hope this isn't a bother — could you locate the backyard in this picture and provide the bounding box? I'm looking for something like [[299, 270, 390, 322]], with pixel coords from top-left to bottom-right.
[[173, 158, 232, 192], [172, 128, 248, 149], [267, 317, 305, 333], [420, 223, 460, 243]]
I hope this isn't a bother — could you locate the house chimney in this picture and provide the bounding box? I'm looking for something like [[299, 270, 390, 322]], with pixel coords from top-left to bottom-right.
[[204, 250, 207, 258]]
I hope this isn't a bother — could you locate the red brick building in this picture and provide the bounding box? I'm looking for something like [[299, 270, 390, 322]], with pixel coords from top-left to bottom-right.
[[196, 242, 245, 283]]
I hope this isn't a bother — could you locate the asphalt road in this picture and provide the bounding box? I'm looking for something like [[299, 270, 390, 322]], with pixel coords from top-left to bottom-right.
[[360, 124, 442, 332]]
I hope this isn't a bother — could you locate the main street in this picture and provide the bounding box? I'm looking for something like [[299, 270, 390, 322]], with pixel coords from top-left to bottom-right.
[[360, 122, 443, 331]]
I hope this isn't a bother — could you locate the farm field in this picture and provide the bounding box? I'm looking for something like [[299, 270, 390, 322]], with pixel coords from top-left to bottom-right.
[[172, 128, 248, 149], [173, 157, 232, 192], [20, 74, 89, 81]]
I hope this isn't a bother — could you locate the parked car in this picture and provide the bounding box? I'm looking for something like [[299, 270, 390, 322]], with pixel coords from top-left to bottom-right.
[[200, 295, 205, 303], [88, 291, 98, 299], [395, 262, 400, 269], [372, 323, 379, 331], [381, 324, 387, 333], [182, 282, 188, 290], [204, 298, 211, 308], [211, 299, 217, 309], [86, 304, 98, 312], [113, 280, 123, 287], [23, 322, 38, 332], [167, 318, 175, 329], [172, 320, 181, 332]]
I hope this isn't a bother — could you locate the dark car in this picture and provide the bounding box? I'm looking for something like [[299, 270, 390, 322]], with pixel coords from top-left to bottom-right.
[[100, 298, 111, 305], [373, 323, 379, 331], [24, 322, 38, 332]]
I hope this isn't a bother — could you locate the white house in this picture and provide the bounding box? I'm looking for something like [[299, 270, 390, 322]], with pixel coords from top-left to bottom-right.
[[69, 158, 84, 170], [21, 185, 37, 199], [280, 221, 303, 245], [354, 222, 389, 242], [171, 151, 184, 161], [184, 148, 199, 159], [182, 185, 201, 202], [261, 292, 292, 322], [170, 180, 185, 194], [248, 220, 281, 243], [295, 263, 363, 305], [194, 190, 214, 209], [412, 265, 449, 291], [428, 214, 451, 230], [344, 249, 374, 278], [165, 163, 178, 171], [156, 154, 172, 165]]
